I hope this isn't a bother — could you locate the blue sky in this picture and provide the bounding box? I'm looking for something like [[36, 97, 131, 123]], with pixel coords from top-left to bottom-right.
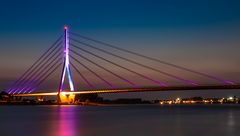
[[0, 0, 240, 33]]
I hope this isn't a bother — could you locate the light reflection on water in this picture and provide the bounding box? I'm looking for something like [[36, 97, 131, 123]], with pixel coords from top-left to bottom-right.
[[45, 105, 81, 136], [57, 106, 77, 136], [1, 105, 240, 136]]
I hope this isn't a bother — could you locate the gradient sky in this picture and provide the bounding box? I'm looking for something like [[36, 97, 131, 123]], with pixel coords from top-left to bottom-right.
[[0, 0, 240, 99]]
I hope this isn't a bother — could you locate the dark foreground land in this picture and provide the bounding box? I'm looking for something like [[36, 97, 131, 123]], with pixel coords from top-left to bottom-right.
[[1, 91, 240, 105], [0, 97, 239, 106]]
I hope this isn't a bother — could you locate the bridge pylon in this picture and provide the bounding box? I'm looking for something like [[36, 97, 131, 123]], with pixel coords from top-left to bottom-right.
[[58, 26, 75, 104]]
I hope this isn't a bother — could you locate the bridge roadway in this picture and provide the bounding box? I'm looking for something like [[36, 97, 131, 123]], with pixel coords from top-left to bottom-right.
[[13, 84, 240, 97]]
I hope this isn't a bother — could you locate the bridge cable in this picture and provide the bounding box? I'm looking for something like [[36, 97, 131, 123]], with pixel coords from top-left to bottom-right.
[[24, 57, 63, 94], [28, 63, 62, 93], [12, 47, 63, 94], [8, 36, 63, 93], [70, 39, 198, 86], [70, 44, 167, 87], [70, 49, 136, 86], [70, 55, 113, 88], [70, 32, 234, 85], [9, 40, 63, 94], [17, 54, 62, 94], [18, 53, 61, 94], [11, 46, 62, 94], [70, 62, 94, 88]]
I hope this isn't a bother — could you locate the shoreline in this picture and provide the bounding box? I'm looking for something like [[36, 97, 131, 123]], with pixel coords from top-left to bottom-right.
[[1, 102, 240, 106]]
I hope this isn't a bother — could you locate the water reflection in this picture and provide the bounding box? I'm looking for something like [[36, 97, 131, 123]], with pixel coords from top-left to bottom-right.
[[51, 106, 81, 136], [59, 106, 76, 136], [1, 105, 240, 136], [227, 110, 235, 127], [226, 109, 236, 135]]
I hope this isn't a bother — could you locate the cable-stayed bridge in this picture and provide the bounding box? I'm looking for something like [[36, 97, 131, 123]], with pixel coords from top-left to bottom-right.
[[5, 26, 240, 103]]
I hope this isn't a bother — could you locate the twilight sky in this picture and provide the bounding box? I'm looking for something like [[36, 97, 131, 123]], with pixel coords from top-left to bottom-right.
[[0, 0, 240, 98]]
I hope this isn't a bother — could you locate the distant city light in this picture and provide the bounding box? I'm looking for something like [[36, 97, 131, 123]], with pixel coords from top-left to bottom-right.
[[228, 96, 233, 100], [176, 98, 181, 101]]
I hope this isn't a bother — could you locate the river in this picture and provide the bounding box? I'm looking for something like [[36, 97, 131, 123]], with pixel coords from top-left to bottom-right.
[[1, 104, 240, 136]]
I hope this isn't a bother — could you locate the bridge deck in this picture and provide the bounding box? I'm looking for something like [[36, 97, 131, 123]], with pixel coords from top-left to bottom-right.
[[13, 85, 240, 97]]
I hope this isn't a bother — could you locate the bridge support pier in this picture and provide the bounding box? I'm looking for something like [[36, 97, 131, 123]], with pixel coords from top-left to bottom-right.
[[37, 96, 44, 102], [59, 93, 75, 104]]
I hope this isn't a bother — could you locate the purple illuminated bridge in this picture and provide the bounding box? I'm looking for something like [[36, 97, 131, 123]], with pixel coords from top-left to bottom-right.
[[5, 26, 240, 103]]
